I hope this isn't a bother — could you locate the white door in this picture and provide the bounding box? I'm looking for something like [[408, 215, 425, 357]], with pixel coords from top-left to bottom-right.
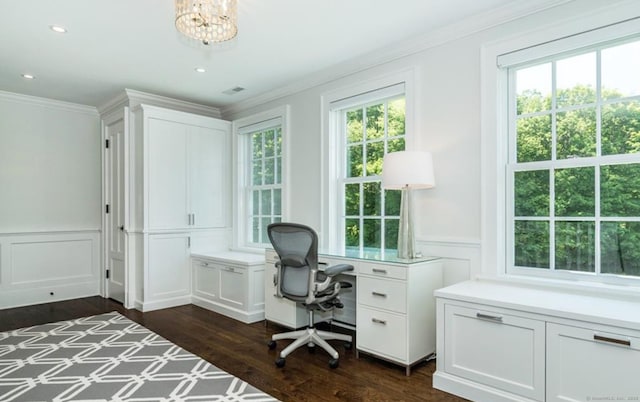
[[106, 118, 126, 303]]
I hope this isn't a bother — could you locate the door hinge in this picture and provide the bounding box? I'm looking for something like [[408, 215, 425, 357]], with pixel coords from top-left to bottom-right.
[[106, 269, 110, 279], [105, 204, 110, 214], [105, 139, 110, 149]]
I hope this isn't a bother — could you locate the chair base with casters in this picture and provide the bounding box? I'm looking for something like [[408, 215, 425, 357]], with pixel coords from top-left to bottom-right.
[[268, 309, 352, 369]]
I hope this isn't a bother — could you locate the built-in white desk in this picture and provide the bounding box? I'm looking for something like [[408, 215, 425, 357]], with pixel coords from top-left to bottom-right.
[[264, 249, 443, 375]]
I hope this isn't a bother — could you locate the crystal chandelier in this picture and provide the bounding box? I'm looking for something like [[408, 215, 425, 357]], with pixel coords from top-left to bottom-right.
[[175, 0, 238, 45]]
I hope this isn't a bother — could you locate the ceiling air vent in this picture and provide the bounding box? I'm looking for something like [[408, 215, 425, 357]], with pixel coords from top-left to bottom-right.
[[222, 86, 245, 95]]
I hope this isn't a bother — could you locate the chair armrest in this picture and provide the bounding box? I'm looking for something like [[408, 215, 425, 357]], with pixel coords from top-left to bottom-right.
[[323, 263, 354, 276]]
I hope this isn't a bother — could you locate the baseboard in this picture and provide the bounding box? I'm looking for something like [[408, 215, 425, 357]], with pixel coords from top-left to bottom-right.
[[0, 282, 100, 310], [433, 371, 537, 402], [192, 296, 265, 323], [140, 296, 192, 312]]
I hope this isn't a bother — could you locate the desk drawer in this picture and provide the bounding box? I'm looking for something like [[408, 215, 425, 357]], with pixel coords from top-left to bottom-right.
[[358, 262, 406, 280], [358, 276, 407, 313], [357, 307, 407, 361]]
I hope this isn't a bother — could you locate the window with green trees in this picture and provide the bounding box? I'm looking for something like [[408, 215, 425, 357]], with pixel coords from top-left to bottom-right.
[[342, 95, 405, 256], [248, 125, 282, 244], [509, 37, 640, 279]]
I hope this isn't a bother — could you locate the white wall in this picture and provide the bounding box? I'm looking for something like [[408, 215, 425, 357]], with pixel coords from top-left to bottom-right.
[[223, 0, 636, 283], [0, 91, 102, 308]]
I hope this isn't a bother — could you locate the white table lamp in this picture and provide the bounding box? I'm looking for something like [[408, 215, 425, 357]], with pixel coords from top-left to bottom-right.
[[382, 151, 435, 259]]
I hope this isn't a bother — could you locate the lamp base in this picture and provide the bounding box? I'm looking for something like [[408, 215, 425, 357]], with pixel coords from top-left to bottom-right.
[[397, 186, 414, 260]]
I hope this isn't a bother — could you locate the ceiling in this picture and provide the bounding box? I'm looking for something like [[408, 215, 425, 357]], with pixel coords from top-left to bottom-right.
[[0, 0, 555, 110]]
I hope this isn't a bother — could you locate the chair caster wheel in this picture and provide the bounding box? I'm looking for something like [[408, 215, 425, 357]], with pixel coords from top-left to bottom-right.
[[307, 345, 316, 353], [275, 357, 286, 368], [344, 342, 352, 350], [268, 340, 276, 350], [329, 358, 339, 369]]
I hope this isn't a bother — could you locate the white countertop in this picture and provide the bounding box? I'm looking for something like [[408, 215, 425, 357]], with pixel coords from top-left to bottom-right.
[[436, 278, 640, 331], [191, 250, 265, 266]]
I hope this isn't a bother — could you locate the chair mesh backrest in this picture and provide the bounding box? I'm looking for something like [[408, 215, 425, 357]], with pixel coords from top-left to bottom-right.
[[267, 223, 318, 298]]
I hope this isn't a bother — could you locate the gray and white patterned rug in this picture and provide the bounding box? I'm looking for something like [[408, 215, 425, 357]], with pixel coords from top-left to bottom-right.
[[0, 312, 278, 402]]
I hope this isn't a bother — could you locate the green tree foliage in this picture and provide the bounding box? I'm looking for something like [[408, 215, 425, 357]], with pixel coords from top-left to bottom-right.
[[515, 85, 640, 276], [344, 98, 405, 253]]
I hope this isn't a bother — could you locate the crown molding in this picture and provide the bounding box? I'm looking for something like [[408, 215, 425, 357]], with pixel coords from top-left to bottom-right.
[[97, 88, 223, 119], [221, 0, 572, 117], [0, 90, 99, 116], [96, 91, 129, 116]]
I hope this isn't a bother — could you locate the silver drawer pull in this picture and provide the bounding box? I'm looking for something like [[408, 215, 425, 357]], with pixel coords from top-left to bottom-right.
[[371, 318, 387, 325], [372, 268, 387, 274], [371, 291, 387, 298], [476, 313, 503, 323], [223, 267, 235, 272], [594, 334, 631, 347]]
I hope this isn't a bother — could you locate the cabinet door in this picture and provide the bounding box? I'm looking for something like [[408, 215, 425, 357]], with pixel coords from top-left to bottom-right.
[[192, 259, 219, 302], [188, 125, 228, 228], [444, 304, 545, 401], [219, 264, 246, 309], [547, 322, 640, 401], [147, 233, 191, 300], [148, 118, 189, 230]]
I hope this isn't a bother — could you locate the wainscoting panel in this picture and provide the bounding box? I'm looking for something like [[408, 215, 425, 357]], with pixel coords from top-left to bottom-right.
[[417, 238, 481, 287], [0, 231, 101, 309]]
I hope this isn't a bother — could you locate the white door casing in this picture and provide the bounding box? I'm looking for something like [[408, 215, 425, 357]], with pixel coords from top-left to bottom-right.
[[105, 117, 126, 303]]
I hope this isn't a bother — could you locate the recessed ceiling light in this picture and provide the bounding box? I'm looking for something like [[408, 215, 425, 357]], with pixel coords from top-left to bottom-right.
[[21, 73, 36, 80], [49, 25, 67, 33], [195, 67, 206, 73]]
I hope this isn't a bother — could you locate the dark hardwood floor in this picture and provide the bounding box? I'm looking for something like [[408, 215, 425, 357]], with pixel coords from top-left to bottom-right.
[[0, 297, 467, 402]]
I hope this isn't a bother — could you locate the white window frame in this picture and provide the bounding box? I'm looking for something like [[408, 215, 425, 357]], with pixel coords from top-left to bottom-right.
[[232, 105, 290, 250], [320, 69, 416, 253], [481, 12, 640, 290]]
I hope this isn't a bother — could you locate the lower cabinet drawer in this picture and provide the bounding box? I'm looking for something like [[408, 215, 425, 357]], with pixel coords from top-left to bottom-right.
[[192, 259, 218, 300], [358, 276, 407, 313], [547, 322, 640, 401], [357, 307, 407, 362], [444, 303, 545, 401], [219, 265, 246, 309]]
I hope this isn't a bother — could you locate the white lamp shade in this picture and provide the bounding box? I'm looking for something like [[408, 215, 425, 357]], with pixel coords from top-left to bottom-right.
[[382, 151, 435, 189]]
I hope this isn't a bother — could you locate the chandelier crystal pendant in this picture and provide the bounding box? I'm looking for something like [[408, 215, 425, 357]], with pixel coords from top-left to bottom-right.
[[175, 0, 238, 45]]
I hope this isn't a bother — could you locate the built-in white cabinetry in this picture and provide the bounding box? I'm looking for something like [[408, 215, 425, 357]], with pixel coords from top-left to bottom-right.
[[146, 233, 191, 309], [546, 322, 640, 401], [264, 249, 443, 375], [127, 104, 231, 311], [191, 251, 265, 323], [434, 279, 640, 402], [143, 107, 229, 230], [441, 303, 545, 401], [356, 257, 443, 375]]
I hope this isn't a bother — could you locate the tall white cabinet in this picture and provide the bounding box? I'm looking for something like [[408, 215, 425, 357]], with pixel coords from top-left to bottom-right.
[[132, 104, 231, 311]]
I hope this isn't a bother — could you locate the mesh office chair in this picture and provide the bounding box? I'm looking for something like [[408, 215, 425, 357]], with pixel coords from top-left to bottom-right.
[[267, 222, 354, 369]]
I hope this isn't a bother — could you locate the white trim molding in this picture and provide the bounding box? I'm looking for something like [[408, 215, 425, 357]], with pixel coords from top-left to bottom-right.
[[0, 90, 98, 116]]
